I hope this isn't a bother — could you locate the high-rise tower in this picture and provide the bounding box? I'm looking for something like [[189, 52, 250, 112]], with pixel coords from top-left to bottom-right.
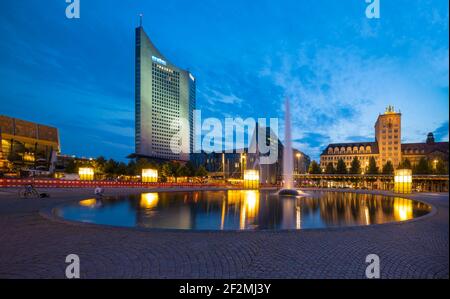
[[375, 105, 402, 169], [135, 23, 195, 161]]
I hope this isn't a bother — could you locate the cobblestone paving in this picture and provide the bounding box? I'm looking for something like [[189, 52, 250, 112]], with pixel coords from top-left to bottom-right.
[[0, 188, 448, 279]]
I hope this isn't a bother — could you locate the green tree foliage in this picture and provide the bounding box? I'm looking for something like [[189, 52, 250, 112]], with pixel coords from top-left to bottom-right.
[[382, 161, 394, 175], [64, 159, 77, 174], [349, 156, 361, 174], [325, 162, 335, 174], [126, 160, 136, 176], [95, 156, 107, 174], [104, 159, 118, 178], [308, 160, 321, 174], [335, 158, 347, 174], [62, 155, 211, 180], [195, 165, 208, 177], [413, 157, 431, 175], [116, 162, 127, 176], [398, 158, 412, 169], [366, 157, 379, 174], [184, 161, 196, 177], [434, 160, 448, 175], [160, 163, 173, 181]]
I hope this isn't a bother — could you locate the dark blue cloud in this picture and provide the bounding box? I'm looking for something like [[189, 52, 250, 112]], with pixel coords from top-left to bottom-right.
[[293, 133, 329, 146], [434, 121, 449, 141]]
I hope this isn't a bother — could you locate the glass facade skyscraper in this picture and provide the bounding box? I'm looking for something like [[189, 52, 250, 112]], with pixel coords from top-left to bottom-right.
[[135, 25, 195, 161]]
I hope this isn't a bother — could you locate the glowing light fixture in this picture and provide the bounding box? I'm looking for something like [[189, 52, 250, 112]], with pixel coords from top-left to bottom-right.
[[78, 167, 94, 181], [243, 169, 259, 189], [394, 169, 412, 194], [142, 169, 158, 183]]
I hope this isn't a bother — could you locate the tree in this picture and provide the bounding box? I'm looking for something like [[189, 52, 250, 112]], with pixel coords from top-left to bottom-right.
[[349, 156, 361, 174], [325, 162, 335, 174], [195, 165, 208, 177], [160, 162, 173, 181], [116, 162, 128, 176], [135, 158, 156, 174], [184, 161, 196, 177], [335, 158, 347, 174], [398, 158, 412, 169], [382, 161, 394, 175], [95, 156, 107, 174], [170, 162, 182, 182], [65, 159, 77, 174], [435, 160, 448, 175], [308, 160, 321, 174], [414, 157, 431, 174], [367, 157, 379, 175], [178, 165, 191, 178], [126, 160, 136, 176], [104, 159, 118, 178]]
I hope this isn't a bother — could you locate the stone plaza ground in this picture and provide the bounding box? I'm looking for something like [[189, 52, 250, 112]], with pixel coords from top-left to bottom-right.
[[0, 187, 448, 279]]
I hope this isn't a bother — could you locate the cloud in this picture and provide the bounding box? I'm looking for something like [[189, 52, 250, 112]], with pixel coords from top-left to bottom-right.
[[202, 88, 244, 106], [260, 42, 448, 161], [433, 121, 449, 141]]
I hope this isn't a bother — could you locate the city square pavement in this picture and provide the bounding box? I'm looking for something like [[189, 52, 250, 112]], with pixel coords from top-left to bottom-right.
[[0, 187, 448, 279]]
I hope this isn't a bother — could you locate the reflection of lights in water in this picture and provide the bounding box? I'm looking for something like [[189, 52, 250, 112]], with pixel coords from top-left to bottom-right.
[[240, 204, 246, 229], [364, 206, 370, 225], [79, 198, 96, 207], [227, 190, 259, 229], [244, 190, 258, 217], [226, 190, 240, 205], [220, 199, 226, 230], [296, 205, 301, 229], [393, 198, 413, 221], [140, 193, 159, 209]]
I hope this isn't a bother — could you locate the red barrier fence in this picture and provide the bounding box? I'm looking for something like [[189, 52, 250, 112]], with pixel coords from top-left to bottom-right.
[[0, 178, 231, 189]]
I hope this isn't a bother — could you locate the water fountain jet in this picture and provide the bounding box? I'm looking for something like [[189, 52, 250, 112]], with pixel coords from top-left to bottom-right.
[[277, 98, 308, 197]]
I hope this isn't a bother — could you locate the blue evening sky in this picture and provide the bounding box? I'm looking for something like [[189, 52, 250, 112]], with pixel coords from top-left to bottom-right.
[[0, 0, 448, 161]]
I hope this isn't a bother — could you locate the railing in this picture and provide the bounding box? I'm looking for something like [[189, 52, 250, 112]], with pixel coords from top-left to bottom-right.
[[294, 174, 449, 181], [0, 178, 231, 189]]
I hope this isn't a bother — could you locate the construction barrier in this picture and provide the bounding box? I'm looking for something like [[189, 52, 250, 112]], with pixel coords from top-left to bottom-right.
[[0, 178, 230, 189]]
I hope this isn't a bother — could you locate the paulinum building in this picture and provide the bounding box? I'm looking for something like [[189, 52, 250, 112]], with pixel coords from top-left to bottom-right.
[[134, 23, 195, 162]]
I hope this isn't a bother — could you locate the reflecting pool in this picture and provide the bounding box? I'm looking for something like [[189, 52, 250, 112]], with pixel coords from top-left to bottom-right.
[[54, 190, 431, 230]]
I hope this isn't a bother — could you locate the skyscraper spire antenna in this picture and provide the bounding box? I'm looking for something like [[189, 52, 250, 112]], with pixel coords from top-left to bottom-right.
[[139, 13, 143, 27]]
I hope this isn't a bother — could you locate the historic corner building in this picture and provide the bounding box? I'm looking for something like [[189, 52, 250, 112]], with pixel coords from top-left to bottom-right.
[[320, 106, 449, 172], [134, 23, 195, 162], [0, 115, 60, 172]]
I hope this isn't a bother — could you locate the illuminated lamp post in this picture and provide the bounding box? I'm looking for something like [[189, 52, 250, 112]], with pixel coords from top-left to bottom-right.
[[394, 169, 412, 194], [78, 167, 94, 181], [142, 169, 158, 183], [243, 169, 260, 189]]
